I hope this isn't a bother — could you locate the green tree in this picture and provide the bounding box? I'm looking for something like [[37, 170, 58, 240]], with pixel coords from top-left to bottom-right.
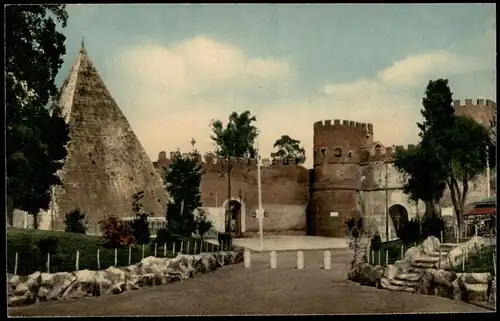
[[64, 209, 87, 234], [130, 191, 151, 245], [6, 5, 70, 228], [271, 135, 306, 164], [210, 111, 259, 158], [210, 111, 259, 233], [165, 150, 205, 237], [394, 142, 446, 219], [395, 79, 495, 228]]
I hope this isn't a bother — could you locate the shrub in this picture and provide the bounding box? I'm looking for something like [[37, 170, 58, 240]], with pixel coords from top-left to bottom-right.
[[153, 228, 183, 245], [370, 231, 382, 252], [98, 216, 135, 248], [64, 209, 87, 234], [399, 218, 422, 244], [130, 213, 151, 245], [195, 209, 213, 239], [345, 216, 364, 238], [421, 214, 446, 239]]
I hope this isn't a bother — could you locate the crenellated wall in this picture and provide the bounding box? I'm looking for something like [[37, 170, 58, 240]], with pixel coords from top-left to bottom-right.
[[154, 152, 309, 235]]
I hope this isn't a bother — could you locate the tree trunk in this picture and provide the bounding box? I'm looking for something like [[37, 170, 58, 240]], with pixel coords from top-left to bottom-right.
[[6, 195, 14, 227], [32, 212, 39, 229], [423, 200, 440, 219]]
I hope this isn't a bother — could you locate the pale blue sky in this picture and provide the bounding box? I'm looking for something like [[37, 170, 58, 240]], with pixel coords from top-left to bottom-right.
[[57, 4, 496, 167]]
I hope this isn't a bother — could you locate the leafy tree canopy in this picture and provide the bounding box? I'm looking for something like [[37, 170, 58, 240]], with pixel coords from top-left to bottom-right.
[[6, 5, 70, 227], [395, 78, 494, 226], [271, 135, 306, 164], [210, 111, 259, 158]]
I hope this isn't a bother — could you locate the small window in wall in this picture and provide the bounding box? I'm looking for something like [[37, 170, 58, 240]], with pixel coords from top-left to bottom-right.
[[375, 144, 382, 154], [333, 148, 342, 157]]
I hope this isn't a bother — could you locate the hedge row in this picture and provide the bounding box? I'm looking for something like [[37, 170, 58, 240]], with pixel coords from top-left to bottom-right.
[[7, 228, 231, 276]]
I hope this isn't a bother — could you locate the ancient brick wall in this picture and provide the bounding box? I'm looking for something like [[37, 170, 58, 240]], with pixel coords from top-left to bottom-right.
[[155, 153, 309, 234]]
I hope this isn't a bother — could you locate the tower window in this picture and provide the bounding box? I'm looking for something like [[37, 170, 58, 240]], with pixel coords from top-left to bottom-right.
[[334, 148, 342, 157], [375, 144, 382, 154], [321, 148, 327, 158]]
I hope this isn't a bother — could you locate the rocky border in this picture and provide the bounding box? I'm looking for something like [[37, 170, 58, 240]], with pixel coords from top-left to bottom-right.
[[347, 236, 495, 305], [8, 248, 244, 307]]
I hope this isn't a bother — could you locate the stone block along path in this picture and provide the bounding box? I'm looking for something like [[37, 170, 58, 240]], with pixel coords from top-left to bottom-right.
[[9, 249, 489, 316]]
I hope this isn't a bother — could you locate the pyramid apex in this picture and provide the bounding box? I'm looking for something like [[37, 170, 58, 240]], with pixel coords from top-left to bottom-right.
[[80, 36, 86, 53]]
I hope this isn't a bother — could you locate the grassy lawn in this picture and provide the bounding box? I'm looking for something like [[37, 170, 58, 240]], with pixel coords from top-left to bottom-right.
[[7, 228, 229, 276]]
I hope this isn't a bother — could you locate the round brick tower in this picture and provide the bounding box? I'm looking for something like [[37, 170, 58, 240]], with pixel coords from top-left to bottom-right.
[[309, 119, 373, 237]]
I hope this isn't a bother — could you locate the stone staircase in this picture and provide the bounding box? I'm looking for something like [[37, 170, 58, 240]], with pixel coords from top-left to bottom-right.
[[385, 242, 461, 293]]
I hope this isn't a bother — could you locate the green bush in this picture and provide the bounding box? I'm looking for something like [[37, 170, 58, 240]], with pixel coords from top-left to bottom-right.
[[64, 209, 87, 234], [399, 218, 422, 244], [7, 228, 221, 276], [370, 232, 382, 252], [422, 215, 446, 239], [130, 213, 151, 245]]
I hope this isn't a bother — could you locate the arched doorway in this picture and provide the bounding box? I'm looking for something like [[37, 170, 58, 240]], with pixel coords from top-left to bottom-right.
[[221, 198, 246, 237], [389, 204, 409, 238]]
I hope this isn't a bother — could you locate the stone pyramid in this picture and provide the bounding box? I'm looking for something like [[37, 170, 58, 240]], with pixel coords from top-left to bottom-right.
[[52, 45, 168, 230]]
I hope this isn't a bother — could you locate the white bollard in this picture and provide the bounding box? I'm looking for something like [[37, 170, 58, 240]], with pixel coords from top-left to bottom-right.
[[173, 242, 176, 255], [244, 250, 251, 268], [385, 250, 389, 265], [456, 227, 459, 243], [475, 225, 478, 237], [154, 243, 157, 257], [378, 250, 381, 265], [323, 250, 331, 270], [142, 244, 145, 259], [296, 251, 304, 270], [128, 246, 132, 265], [270, 251, 278, 269], [401, 244, 404, 260], [97, 249, 101, 270], [47, 253, 50, 273], [194, 241, 197, 254], [164, 243, 167, 257], [187, 241, 190, 254], [441, 231, 444, 243], [180, 241, 184, 254], [371, 250, 375, 264], [114, 248, 118, 267], [76, 250, 80, 271], [14, 252, 18, 275]]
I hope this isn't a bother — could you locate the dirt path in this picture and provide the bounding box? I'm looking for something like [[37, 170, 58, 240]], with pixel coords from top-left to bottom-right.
[[8, 249, 489, 316]]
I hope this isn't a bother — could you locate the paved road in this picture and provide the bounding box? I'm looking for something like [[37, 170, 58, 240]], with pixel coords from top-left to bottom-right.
[[9, 249, 489, 316]]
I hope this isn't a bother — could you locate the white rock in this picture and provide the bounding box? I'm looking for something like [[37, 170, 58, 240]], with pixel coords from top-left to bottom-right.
[[420, 236, 440, 255]]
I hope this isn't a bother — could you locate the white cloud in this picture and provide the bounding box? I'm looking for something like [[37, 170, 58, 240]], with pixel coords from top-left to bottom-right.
[[107, 34, 494, 169]]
